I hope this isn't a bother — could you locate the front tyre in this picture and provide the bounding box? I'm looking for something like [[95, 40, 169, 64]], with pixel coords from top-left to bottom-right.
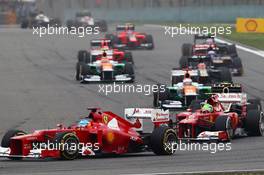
[[215, 115, 234, 140], [150, 126, 177, 155], [1, 130, 27, 160], [53, 132, 80, 160], [245, 110, 264, 136]]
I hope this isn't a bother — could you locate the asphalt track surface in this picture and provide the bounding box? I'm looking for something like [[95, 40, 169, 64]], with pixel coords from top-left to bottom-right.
[[0, 25, 264, 175]]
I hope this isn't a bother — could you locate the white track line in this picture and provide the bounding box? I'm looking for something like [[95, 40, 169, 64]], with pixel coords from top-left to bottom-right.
[[126, 168, 264, 175], [144, 24, 264, 58]]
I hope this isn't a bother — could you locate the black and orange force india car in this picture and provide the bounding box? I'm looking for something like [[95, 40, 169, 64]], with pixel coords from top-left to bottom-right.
[[153, 71, 212, 110], [0, 108, 176, 160], [66, 10, 107, 32], [181, 34, 243, 76], [105, 24, 154, 50], [76, 39, 135, 82], [175, 83, 263, 141], [76, 51, 135, 83], [178, 56, 232, 84]]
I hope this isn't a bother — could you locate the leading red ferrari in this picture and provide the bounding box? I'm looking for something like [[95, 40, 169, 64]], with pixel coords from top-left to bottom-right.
[[0, 108, 176, 160]]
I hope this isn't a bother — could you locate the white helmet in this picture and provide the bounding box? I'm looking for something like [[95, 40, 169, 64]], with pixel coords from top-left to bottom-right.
[[183, 78, 192, 85]]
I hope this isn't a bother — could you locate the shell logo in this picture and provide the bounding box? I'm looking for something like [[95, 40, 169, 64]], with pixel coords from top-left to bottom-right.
[[245, 20, 258, 32]]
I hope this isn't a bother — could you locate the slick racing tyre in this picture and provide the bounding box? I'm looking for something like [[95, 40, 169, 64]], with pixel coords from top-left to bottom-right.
[[75, 62, 82, 81], [78, 50, 90, 63], [179, 56, 188, 68], [54, 132, 80, 160], [124, 63, 135, 82], [232, 57, 243, 76], [228, 44, 238, 57], [1, 130, 27, 160], [182, 43, 193, 56], [145, 35, 154, 50], [153, 86, 169, 107], [1, 130, 26, 148], [171, 76, 182, 85], [215, 115, 234, 140], [248, 99, 262, 111], [124, 51, 134, 64], [21, 19, 29, 29], [150, 126, 177, 155], [218, 67, 232, 83], [245, 110, 264, 136]]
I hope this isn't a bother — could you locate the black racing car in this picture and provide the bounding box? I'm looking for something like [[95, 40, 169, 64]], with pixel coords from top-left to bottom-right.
[[181, 34, 243, 76], [66, 11, 107, 32], [21, 12, 61, 29]]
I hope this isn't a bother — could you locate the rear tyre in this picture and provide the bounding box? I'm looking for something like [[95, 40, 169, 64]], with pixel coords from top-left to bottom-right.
[[75, 62, 81, 81], [153, 85, 168, 107], [150, 127, 177, 155], [232, 57, 243, 76], [189, 99, 203, 112], [245, 110, 264, 136], [145, 35, 154, 50], [124, 63, 135, 82], [78, 50, 90, 63], [248, 99, 262, 111], [179, 56, 189, 68], [21, 19, 29, 29], [53, 132, 80, 160], [215, 115, 234, 140], [218, 67, 232, 83], [182, 43, 193, 56], [171, 76, 182, 85], [124, 52, 134, 64], [228, 44, 238, 56], [153, 87, 170, 108]]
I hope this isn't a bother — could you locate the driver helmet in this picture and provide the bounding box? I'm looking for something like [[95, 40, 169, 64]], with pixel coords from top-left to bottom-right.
[[78, 119, 90, 127], [202, 103, 213, 112], [207, 95, 219, 105], [208, 49, 216, 57], [206, 38, 214, 45], [183, 78, 192, 86]]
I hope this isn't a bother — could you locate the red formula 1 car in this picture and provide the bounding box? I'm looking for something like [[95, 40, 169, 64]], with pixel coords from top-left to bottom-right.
[[105, 23, 154, 50], [0, 108, 176, 160], [175, 84, 264, 141]]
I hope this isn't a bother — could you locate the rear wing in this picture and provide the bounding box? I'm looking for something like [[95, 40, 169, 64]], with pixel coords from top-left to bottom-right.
[[171, 69, 198, 77], [76, 11, 91, 17], [116, 24, 135, 31], [187, 56, 212, 67], [195, 34, 214, 40], [188, 56, 211, 63], [90, 39, 112, 48], [212, 83, 242, 93], [217, 93, 247, 103], [124, 108, 169, 131]]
